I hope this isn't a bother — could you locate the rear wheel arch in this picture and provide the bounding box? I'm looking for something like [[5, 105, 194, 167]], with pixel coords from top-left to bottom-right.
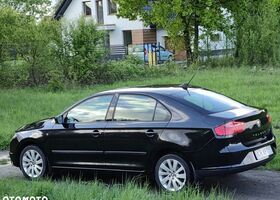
[[148, 149, 196, 182], [154, 153, 192, 191]]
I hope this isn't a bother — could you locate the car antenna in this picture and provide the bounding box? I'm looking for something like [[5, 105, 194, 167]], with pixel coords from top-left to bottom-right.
[[180, 68, 199, 95]]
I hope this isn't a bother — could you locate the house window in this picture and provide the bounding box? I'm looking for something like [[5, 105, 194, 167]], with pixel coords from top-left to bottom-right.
[[96, 0, 104, 24], [108, 0, 117, 14], [83, 1, 92, 16]]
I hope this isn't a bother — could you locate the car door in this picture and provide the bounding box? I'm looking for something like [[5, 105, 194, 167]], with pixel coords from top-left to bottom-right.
[[103, 94, 171, 172], [47, 95, 114, 169]]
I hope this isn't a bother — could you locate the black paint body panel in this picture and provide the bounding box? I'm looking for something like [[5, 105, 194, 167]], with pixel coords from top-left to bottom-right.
[[9, 86, 277, 177]]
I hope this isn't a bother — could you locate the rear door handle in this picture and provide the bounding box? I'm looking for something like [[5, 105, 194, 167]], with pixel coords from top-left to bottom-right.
[[92, 130, 102, 137], [145, 130, 156, 137]]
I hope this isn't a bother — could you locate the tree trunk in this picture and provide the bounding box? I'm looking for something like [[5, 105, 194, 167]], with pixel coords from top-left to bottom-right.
[[193, 15, 199, 61], [30, 67, 38, 86], [184, 27, 192, 65]]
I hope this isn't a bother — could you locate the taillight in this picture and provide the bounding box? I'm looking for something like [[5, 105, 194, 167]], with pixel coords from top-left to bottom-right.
[[266, 114, 272, 123], [214, 121, 246, 137]]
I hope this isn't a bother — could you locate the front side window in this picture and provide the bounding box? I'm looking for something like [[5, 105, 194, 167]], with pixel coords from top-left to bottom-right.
[[83, 1, 92, 16], [108, 0, 117, 14], [67, 95, 113, 123]]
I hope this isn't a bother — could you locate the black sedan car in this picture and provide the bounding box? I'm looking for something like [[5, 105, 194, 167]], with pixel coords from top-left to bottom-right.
[[10, 85, 276, 191]]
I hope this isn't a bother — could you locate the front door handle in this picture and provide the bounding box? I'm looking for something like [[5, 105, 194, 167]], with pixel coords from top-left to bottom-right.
[[145, 130, 156, 138], [92, 130, 102, 137]]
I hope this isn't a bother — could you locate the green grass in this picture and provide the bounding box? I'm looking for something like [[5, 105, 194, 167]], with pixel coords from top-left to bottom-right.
[[0, 67, 280, 170], [0, 159, 9, 165], [0, 178, 230, 200], [265, 129, 280, 170]]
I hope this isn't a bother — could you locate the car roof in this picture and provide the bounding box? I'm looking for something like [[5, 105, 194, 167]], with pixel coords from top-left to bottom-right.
[[95, 84, 203, 96]]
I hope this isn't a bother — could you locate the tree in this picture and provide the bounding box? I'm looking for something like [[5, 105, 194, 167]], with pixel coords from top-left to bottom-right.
[[115, 0, 230, 63], [223, 0, 280, 65], [54, 18, 107, 85], [0, 7, 22, 64], [0, 0, 51, 17], [13, 16, 61, 85], [0, 6, 61, 86]]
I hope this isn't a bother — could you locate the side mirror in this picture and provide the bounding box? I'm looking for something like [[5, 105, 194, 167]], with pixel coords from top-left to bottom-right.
[[55, 115, 66, 124]]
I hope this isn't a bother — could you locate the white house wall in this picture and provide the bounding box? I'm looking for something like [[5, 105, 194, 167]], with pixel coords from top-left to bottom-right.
[[63, 0, 148, 45], [64, 0, 84, 21], [156, 29, 168, 48], [102, 2, 147, 45]]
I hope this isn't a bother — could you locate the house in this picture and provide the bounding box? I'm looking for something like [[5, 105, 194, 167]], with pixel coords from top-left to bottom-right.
[[54, 0, 233, 60]]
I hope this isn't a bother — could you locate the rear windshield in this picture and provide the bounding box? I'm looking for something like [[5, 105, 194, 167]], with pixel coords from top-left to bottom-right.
[[170, 88, 244, 113]]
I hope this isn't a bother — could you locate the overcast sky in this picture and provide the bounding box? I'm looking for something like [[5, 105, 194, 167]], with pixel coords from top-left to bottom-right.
[[51, 0, 57, 6]]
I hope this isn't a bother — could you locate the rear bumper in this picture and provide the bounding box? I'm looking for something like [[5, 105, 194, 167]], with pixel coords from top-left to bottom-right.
[[195, 137, 277, 178], [196, 152, 275, 177]]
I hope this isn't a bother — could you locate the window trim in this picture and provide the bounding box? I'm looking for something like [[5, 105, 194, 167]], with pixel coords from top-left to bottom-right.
[[107, 0, 117, 15], [111, 93, 172, 122], [83, 1, 92, 16], [152, 101, 158, 121], [64, 94, 115, 124]]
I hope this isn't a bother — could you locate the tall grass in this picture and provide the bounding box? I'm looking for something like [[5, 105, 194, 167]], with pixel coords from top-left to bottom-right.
[[0, 178, 230, 200]]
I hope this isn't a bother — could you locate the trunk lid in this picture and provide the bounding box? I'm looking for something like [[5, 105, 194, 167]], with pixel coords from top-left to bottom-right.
[[210, 107, 273, 146]]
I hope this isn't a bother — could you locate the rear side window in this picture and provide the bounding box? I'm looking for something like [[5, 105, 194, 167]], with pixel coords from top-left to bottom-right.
[[171, 88, 244, 113], [114, 95, 171, 122], [114, 95, 156, 121], [154, 103, 171, 121]]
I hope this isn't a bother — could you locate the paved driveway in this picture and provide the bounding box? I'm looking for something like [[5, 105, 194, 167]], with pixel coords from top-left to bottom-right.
[[0, 164, 22, 179], [202, 170, 280, 200]]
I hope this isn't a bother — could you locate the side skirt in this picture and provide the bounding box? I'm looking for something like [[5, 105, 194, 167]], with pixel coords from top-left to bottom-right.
[[51, 166, 145, 173]]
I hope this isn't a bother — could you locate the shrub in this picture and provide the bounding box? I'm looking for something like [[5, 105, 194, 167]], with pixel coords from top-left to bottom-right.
[[105, 58, 145, 83], [199, 56, 236, 68], [47, 70, 65, 92], [0, 61, 29, 87], [101, 58, 183, 84]]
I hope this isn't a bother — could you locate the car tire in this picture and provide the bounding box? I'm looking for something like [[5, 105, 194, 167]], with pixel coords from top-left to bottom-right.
[[155, 154, 191, 191], [20, 145, 47, 179]]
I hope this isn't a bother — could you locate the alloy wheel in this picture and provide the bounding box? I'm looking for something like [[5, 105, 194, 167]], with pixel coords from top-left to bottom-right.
[[22, 149, 44, 178], [158, 158, 187, 191]]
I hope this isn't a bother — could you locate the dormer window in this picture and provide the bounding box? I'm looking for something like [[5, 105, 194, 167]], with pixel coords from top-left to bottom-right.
[[83, 1, 92, 16], [108, 0, 117, 15]]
